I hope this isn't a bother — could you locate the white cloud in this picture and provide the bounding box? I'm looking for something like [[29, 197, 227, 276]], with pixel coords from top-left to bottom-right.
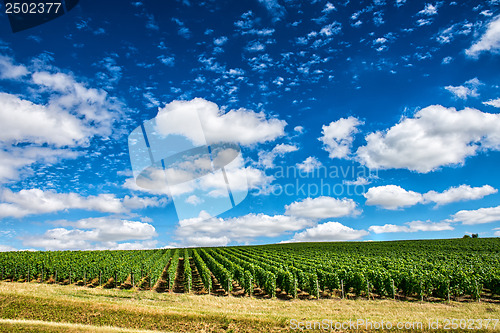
[[369, 224, 407, 233], [257, 0, 286, 21], [31, 71, 118, 135], [158, 55, 175, 67], [466, 15, 500, 57], [364, 184, 496, 210], [343, 177, 370, 186], [155, 98, 286, 146], [450, 205, 500, 225], [54, 217, 157, 240], [369, 220, 453, 234], [442, 56, 453, 64], [0, 245, 16, 252], [0, 55, 28, 79], [0, 188, 166, 219], [445, 78, 482, 99], [483, 98, 500, 108], [110, 241, 158, 250], [294, 126, 304, 133], [22, 217, 157, 250], [319, 116, 363, 159], [296, 156, 323, 173], [0, 147, 79, 183], [418, 3, 438, 16], [124, 160, 273, 199], [185, 195, 203, 205], [171, 18, 190, 38], [122, 195, 167, 210], [182, 236, 230, 247], [364, 185, 423, 210], [356, 105, 500, 173], [417, 18, 432, 26], [214, 36, 228, 46], [481, 10, 493, 17], [436, 21, 473, 44], [319, 22, 342, 36], [258, 143, 298, 168], [423, 185, 497, 206], [285, 221, 368, 242], [0, 92, 88, 147], [246, 41, 266, 52], [285, 196, 360, 219], [0, 56, 121, 184], [323, 3, 336, 12], [174, 211, 313, 247]]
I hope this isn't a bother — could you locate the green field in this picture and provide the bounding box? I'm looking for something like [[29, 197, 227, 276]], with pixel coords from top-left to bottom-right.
[[0, 239, 499, 332], [1, 238, 499, 301]]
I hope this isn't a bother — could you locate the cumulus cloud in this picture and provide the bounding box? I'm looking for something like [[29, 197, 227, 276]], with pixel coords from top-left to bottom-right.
[[483, 98, 500, 108], [364, 184, 496, 210], [0, 188, 166, 219], [296, 156, 323, 173], [155, 98, 286, 146], [0, 55, 121, 184], [294, 126, 304, 133], [31, 71, 117, 136], [356, 105, 500, 173], [174, 211, 313, 247], [0, 92, 88, 147], [320, 22, 342, 36], [285, 196, 360, 219], [369, 220, 453, 233], [258, 143, 298, 168], [423, 185, 497, 207], [444, 78, 482, 99], [418, 3, 438, 16], [0, 55, 28, 79], [319, 116, 363, 159], [466, 15, 500, 57], [450, 205, 500, 225], [22, 217, 158, 250], [246, 41, 266, 52], [284, 221, 368, 242], [0, 245, 16, 252], [364, 185, 423, 210]]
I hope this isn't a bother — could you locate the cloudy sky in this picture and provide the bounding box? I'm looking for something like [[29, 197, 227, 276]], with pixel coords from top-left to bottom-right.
[[0, 0, 499, 251]]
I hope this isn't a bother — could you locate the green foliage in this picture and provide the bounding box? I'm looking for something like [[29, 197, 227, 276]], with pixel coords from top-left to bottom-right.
[[183, 249, 192, 292], [1, 238, 499, 301], [167, 249, 180, 290], [192, 249, 212, 292], [198, 249, 232, 293]]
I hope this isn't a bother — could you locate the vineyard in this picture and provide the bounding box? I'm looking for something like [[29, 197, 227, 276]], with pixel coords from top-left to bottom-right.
[[1, 238, 499, 302]]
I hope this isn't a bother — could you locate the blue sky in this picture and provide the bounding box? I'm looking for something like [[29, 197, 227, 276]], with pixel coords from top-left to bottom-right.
[[0, 0, 499, 251]]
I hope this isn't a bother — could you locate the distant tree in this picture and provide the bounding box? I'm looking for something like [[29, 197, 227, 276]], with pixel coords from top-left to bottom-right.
[[463, 235, 471, 239], [472, 233, 479, 238]]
